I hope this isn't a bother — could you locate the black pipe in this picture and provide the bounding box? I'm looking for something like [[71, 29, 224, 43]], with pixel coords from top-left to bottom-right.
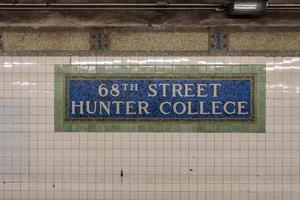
[[0, 3, 227, 10], [268, 4, 300, 10], [0, 3, 299, 11]]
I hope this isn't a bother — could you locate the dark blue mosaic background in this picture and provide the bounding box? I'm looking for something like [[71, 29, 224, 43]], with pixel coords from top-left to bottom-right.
[[67, 79, 252, 120]]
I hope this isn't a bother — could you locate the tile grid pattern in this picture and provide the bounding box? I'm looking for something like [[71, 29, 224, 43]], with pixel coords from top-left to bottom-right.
[[0, 56, 299, 200]]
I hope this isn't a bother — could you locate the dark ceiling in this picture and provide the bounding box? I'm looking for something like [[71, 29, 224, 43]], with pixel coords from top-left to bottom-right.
[[0, 0, 298, 2], [0, 0, 299, 27]]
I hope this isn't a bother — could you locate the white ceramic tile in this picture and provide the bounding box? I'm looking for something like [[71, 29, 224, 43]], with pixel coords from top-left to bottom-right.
[[0, 56, 299, 200]]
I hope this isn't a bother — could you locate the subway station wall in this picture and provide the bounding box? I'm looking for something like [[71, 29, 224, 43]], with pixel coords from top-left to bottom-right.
[[0, 56, 299, 200]]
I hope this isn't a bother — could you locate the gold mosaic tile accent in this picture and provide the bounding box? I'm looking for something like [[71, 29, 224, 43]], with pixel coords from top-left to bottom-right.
[[109, 31, 208, 51], [229, 32, 300, 51], [2, 31, 91, 51]]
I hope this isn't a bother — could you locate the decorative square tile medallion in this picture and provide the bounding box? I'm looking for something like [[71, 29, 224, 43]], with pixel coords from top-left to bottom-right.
[[55, 65, 265, 133]]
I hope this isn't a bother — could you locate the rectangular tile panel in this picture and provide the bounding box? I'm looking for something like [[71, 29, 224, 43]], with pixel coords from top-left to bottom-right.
[[55, 64, 265, 132], [0, 99, 29, 182], [2, 31, 91, 51], [109, 31, 208, 51], [229, 32, 300, 51]]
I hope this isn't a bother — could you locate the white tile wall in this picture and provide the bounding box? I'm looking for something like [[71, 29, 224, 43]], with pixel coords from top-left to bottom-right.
[[0, 99, 29, 183], [0, 56, 299, 200]]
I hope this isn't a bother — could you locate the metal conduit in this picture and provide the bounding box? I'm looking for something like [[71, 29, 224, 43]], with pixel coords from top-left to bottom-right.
[[268, 3, 300, 10], [0, 3, 299, 11], [0, 3, 224, 10]]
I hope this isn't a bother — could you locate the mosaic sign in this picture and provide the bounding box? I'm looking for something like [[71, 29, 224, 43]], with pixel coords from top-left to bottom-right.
[[55, 65, 265, 132], [67, 77, 253, 121]]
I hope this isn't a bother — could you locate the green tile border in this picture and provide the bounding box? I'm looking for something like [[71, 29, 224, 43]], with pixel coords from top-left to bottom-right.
[[55, 64, 266, 133]]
